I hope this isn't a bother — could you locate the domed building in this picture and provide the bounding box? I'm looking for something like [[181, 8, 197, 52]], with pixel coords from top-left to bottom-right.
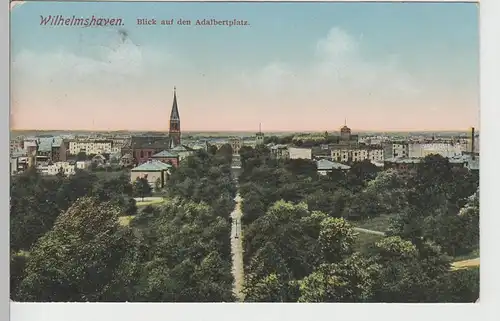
[[340, 119, 352, 141]]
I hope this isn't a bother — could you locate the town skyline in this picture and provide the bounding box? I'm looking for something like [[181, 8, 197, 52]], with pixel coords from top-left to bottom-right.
[[11, 1, 479, 131]]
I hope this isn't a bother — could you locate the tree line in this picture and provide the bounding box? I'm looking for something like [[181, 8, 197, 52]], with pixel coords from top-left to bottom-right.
[[10, 149, 237, 302], [237, 146, 479, 302]]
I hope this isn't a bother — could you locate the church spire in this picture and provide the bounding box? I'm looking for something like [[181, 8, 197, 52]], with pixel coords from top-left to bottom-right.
[[170, 86, 180, 121], [169, 86, 181, 147]]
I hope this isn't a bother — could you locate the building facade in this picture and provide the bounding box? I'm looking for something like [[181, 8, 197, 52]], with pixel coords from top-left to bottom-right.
[[331, 147, 384, 163], [68, 140, 113, 155], [130, 160, 172, 188], [229, 137, 243, 155], [289, 147, 312, 160], [270, 144, 290, 159]]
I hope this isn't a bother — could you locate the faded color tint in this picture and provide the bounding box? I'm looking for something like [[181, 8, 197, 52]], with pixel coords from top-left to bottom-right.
[[10, 1, 479, 131]]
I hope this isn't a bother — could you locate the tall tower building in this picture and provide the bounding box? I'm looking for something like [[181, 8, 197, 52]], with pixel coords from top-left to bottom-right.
[[340, 118, 351, 141], [169, 87, 181, 148], [256, 123, 265, 146]]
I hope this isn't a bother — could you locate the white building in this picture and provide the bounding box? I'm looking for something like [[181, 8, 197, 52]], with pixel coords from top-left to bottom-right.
[[68, 140, 113, 155], [229, 137, 243, 155], [408, 143, 463, 158], [10, 158, 18, 175], [76, 160, 92, 170], [391, 143, 409, 158], [46, 162, 76, 176], [351, 149, 368, 162], [331, 148, 384, 163], [289, 147, 312, 160], [270, 144, 290, 159], [368, 149, 384, 162]]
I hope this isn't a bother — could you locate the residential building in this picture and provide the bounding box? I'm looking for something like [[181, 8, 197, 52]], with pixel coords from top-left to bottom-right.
[[10, 158, 18, 175], [151, 150, 180, 167], [368, 148, 384, 162], [316, 159, 350, 176], [120, 153, 135, 167], [289, 147, 312, 160], [76, 160, 92, 170], [384, 142, 409, 159], [408, 143, 463, 158], [384, 157, 467, 171], [68, 139, 113, 155], [130, 160, 172, 188], [229, 137, 243, 155], [51, 137, 67, 162], [46, 162, 76, 176], [92, 154, 108, 165], [36, 137, 54, 163], [270, 144, 290, 159], [331, 149, 350, 163], [171, 145, 195, 161], [331, 147, 384, 163]]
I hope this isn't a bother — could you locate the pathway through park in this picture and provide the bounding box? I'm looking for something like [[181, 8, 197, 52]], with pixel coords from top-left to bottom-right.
[[230, 193, 245, 301]]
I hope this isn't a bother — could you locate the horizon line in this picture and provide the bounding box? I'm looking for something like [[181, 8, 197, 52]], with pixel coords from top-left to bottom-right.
[[10, 127, 479, 133]]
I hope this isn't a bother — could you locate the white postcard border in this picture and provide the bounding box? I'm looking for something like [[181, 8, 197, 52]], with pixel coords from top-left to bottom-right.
[[4, 0, 499, 320]]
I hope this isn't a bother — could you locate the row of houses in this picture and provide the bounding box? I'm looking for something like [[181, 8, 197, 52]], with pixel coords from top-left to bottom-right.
[[269, 140, 475, 163], [314, 154, 479, 177]]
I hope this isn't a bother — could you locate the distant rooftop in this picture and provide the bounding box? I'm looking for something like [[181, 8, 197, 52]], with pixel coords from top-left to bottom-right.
[[316, 159, 351, 171], [131, 160, 172, 172], [152, 150, 178, 158]]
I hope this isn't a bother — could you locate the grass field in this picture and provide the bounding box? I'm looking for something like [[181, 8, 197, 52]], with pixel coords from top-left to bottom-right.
[[354, 231, 384, 254], [118, 215, 135, 226], [136, 198, 165, 207], [352, 214, 394, 233]]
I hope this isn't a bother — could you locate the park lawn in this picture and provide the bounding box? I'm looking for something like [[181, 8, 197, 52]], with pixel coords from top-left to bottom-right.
[[136, 198, 165, 207], [354, 230, 384, 254], [118, 215, 135, 226], [352, 214, 394, 233]]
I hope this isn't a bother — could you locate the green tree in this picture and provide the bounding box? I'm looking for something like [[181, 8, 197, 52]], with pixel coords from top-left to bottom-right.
[[298, 253, 377, 302], [369, 236, 451, 302], [318, 217, 357, 263], [133, 177, 152, 201], [435, 267, 479, 302], [154, 178, 162, 193], [127, 199, 234, 302], [10, 252, 28, 301], [10, 168, 63, 251], [17, 197, 133, 301], [76, 151, 87, 161]]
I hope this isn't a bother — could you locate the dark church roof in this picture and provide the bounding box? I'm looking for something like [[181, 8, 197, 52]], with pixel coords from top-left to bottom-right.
[[131, 136, 172, 150], [170, 88, 180, 121]]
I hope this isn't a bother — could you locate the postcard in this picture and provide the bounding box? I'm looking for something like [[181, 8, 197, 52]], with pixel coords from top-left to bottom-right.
[[10, 0, 479, 303]]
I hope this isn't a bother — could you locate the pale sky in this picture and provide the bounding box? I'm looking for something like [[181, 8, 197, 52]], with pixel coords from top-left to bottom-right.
[[11, 1, 479, 132]]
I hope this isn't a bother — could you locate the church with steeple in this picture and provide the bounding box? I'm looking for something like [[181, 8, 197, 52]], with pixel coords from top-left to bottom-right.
[[129, 87, 191, 166], [169, 87, 181, 148]]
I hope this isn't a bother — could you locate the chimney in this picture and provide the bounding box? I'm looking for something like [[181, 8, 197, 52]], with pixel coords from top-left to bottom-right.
[[471, 127, 475, 160]]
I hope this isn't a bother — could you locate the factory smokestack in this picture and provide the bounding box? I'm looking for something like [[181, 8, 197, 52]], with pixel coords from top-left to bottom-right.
[[471, 127, 475, 160]]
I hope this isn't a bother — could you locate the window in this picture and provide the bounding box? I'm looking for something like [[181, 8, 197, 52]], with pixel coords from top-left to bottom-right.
[[140, 150, 144, 158]]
